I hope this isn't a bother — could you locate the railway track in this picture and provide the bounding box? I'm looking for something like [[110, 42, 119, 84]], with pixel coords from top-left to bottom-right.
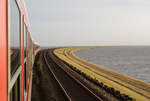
[[43, 50, 103, 101]]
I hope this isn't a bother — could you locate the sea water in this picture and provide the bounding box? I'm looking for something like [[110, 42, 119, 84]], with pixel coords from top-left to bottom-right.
[[75, 46, 150, 83]]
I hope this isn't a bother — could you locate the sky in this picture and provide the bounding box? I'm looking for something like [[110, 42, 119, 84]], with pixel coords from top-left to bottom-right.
[[25, 0, 150, 47]]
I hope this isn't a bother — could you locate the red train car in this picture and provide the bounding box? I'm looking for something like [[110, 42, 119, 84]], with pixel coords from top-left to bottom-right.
[[0, 0, 40, 101]]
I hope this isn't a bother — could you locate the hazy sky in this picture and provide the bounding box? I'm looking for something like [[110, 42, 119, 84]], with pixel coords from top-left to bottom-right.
[[26, 0, 150, 47]]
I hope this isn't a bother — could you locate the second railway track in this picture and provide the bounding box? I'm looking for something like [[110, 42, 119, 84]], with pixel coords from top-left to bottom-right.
[[43, 50, 103, 101]]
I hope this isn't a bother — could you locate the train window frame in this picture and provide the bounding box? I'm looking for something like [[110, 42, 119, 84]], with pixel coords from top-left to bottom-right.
[[10, 0, 21, 77], [8, 0, 22, 100]]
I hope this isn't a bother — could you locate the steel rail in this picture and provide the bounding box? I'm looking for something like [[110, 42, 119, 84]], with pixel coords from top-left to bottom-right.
[[44, 50, 103, 101], [49, 50, 104, 101], [44, 51, 72, 101]]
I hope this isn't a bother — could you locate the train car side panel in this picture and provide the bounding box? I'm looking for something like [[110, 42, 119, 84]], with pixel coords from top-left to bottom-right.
[[0, 0, 8, 101]]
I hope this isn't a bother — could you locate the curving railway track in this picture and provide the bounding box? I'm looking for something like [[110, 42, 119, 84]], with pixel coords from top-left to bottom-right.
[[43, 50, 103, 101]]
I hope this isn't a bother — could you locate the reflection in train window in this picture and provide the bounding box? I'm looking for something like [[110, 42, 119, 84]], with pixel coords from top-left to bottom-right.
[[10, 0, 21, 76], [10, 76, 20, 101], [24, 23, 27, 91], [24, 62, 27, 91], [24, 23, 27, 58]]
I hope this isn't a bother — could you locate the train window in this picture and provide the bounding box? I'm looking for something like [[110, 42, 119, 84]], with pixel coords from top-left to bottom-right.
[[24, 23, 27, 58], [10, 0, 21, 76], [10, 76, 20, 101], [24, 23, 27, 91], [24, 62, 27, 91]]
